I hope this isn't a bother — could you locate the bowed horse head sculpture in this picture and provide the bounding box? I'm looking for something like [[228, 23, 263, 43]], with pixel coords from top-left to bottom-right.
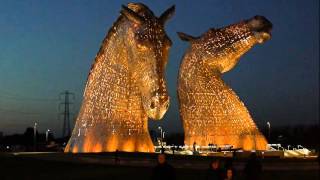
[[65, 3, 175, 153]]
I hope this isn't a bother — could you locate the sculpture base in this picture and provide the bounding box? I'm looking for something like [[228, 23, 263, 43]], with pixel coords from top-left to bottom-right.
[[65, 131, 155, 153]]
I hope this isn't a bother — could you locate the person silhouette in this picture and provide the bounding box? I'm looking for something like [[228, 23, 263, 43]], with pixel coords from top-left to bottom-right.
[[114, 149, 119, 165], [224, 160, 236, 180], [151, 153, 175, 180], [193, 142, 197, 155], [171, 146, 175, 155], [206, 159, 223, 180]]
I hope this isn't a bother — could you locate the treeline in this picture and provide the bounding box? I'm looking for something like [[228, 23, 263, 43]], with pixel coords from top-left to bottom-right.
[[261, 124, 319, 149], [0, 127, 63, 152]]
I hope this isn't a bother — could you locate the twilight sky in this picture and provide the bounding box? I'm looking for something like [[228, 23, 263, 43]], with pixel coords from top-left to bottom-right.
[[0, 0, 318, 136]]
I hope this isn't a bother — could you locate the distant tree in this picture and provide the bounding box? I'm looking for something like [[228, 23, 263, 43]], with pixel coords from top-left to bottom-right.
[[23, 127, 36, 147]]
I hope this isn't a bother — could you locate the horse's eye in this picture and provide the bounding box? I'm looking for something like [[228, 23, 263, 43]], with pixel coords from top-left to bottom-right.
[[150, 101, 155, 109], [137, 43, 148, 51]]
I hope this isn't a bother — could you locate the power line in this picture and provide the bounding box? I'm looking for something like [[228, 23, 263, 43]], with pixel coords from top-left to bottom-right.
[[0, 94, 59, 102], [0, 108, 57, 115]]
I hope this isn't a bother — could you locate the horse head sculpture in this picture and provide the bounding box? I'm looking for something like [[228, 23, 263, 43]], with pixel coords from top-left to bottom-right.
[[177, 16, 272, 150], [65, 3, 175, 152]]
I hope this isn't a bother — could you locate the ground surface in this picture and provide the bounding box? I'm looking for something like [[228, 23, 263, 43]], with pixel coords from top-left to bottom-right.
[[0, 152, 319, 180]]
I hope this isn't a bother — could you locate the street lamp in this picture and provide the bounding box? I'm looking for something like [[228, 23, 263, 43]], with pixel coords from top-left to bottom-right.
[[158, 126, 163, 147], [267, 122, 271, 141], [33, 122, 37, 151], [46, 129, 51, 143]]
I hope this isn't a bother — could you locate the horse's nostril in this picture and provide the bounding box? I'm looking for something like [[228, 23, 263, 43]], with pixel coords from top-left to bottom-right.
[[165, 102, 169, 110], [150, 101, 156, 109]]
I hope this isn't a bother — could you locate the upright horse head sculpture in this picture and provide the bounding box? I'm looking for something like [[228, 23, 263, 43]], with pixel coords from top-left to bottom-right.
[[177, 16, 272, 150], [65, 3, 175, 153]]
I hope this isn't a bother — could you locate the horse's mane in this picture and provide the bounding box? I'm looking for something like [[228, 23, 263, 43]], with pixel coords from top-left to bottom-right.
[[85, 3, 154, 87]]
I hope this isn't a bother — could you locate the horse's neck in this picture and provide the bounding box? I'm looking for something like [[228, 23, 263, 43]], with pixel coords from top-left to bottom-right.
[[83, 21, 144, 122], [179, 49, 223, 92]]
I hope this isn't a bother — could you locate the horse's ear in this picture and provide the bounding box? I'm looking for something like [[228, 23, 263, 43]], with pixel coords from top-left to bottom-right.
[[159, 5, 175, 24], [177, 32, 198, 42], [121, 5, 145, 25]]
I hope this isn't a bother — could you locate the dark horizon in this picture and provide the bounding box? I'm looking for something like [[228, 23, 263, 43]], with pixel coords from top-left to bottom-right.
[[0, 0, 318, 136]]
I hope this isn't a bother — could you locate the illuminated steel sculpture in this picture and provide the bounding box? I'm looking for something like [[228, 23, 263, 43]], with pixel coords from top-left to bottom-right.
[[177, 16, 272, 150], [65, 3, 175, 153]]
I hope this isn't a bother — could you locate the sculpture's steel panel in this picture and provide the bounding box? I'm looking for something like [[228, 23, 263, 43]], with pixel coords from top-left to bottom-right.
[[65, 3, 174, 153], [178, 16, 272, 150]]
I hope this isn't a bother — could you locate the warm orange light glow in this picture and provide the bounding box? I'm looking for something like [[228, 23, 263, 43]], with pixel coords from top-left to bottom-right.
[[106, 135, 118, 152], [83, 135, 93, 152], [122, 139, 135, 152], [92, 143, 103, 153], [71, 145, 78, 153]]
